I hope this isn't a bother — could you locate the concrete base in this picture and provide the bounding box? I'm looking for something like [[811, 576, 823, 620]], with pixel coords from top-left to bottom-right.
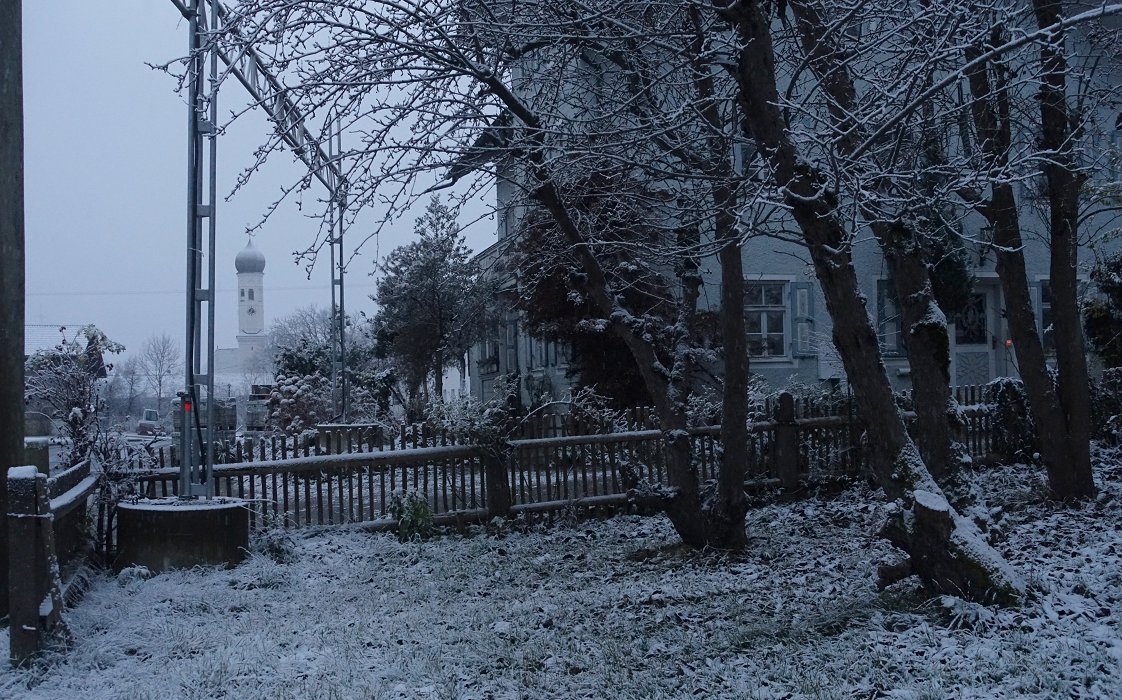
[[115, 498, 250, 573]]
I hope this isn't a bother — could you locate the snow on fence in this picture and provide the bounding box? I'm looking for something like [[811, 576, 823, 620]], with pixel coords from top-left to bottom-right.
[[133, 387, 996, 470], [111, 396, 852, 542], [102, 389, 997, 555], [7, 459, 101, 665]]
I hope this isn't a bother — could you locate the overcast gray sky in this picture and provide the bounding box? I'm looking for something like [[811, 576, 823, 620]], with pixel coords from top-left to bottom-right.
[[23, 1, 495, 361]]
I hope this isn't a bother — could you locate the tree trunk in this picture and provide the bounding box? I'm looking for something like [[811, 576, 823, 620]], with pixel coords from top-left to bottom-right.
[[784, 1, 958, 483], [879, 229, 957, 481], [713, 184, 750, 548], [0, 0, 25, 617], [689, 5, 750, 548], [458, 355, 467, 396], [1030, 0, 1094, 498], [718, 0, 1023, 604], [963, 32, 1094, 500]]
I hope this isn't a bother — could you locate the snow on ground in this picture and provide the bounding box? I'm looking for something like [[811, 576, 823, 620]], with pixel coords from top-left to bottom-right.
[[2, 451, 1121, 700]]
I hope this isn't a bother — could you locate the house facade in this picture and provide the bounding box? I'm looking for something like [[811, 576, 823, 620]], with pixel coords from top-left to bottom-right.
[[466, 14, 1122, 405]]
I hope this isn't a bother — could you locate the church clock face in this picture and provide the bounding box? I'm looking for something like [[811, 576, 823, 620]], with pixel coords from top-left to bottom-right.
[[247, 306, 257, 316]]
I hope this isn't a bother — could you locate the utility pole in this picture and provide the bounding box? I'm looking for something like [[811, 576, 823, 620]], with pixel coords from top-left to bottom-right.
[[179, 0, 218, 497], [0, 0, 25, 614], [166, 0, 347, 441], [327, 119, 348, 421], [169, 0, 352, 491]]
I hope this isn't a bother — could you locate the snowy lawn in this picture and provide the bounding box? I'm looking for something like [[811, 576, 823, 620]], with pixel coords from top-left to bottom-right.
[[3, 452, 1121, 700]]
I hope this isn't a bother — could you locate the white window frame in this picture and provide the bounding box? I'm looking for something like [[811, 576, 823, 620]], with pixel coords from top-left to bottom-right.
[[1035, 274, 1090, 356], [745, 276, 793, 360], [876, 279, 905, 357]]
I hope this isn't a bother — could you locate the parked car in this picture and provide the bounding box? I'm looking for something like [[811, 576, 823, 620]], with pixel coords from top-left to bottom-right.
[[137, 409, 162, 436]]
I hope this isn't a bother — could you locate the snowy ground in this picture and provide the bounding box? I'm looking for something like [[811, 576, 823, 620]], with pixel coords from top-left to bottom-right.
[[3, 451, 1121, 699]]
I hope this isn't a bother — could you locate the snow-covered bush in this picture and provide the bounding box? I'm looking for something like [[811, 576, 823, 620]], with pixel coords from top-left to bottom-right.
[[1091, 368, 1122, 445], [1083, 252, 1122, 368], [423, 373, 525, 447], [24, 324, 124, 467], [983, 378, 1038, 463], [267, 373, 334, 436], [388, 490, 435, 542]]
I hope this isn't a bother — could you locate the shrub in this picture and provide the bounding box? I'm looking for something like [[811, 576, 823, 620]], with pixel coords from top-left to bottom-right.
[[251, 517, 298, 564], [1091, 368, 1122, 445], [1084, 252, 1122, 368], [389, 490, 435, 542], [983, 378, 1038, 463]]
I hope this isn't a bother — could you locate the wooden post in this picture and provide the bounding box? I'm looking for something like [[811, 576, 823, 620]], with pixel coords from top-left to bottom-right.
[[8, 466, 67, 666], [0, 0, 25, 618], [484, 450, 512, 518], [774, 392, 800, 489]]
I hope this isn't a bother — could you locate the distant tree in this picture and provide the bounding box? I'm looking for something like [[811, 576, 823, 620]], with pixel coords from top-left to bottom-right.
[[371, 196, 495, 404], [24, 325, 123, 466], [271, 305, 332, 357], [270, 305, 333, 378], [138, 333, 181, 413], [1085, 252, 1122, 369], [270, 305, 397, 419], [114, 356, 143, 416]]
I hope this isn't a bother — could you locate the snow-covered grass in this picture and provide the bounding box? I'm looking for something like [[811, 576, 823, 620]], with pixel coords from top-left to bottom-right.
[[3, 452, 1121, 699]]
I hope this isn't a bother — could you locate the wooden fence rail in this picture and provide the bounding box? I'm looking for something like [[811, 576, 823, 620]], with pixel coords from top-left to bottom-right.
[[122, 407, 860, 544], [137, 384, 999, 470], [108, 390, 999, 560]]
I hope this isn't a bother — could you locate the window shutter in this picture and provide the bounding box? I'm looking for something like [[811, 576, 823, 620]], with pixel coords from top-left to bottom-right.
[[506, 319, 520, 373], [876, 279, 907, 356], [1031, 279, 1045, 342], [792, 282, 816, 356]]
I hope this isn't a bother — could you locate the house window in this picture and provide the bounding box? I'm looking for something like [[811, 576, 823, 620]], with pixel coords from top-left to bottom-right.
[[1041, 280, 1055, 353], [1039, 278, 1090, 353], [248, 289, 255, 301], [1110, 112, 1122, 181], [746, 281, 787, 357], [240, 289, 245, 300], [877, 280, 905, 356]]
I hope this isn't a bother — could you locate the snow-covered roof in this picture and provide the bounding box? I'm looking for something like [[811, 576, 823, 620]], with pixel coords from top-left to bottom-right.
[[24, 324, 89, 357]]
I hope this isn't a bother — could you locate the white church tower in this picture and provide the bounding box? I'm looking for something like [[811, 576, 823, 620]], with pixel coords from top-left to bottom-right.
[[235, 240, 267, 369]]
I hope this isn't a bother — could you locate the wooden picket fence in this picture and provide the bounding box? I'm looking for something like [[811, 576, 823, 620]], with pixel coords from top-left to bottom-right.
[[101, 387, 1000, 557]]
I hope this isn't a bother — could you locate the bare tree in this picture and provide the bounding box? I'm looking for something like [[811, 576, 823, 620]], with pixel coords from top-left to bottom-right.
[[209, 0, 1119, 596], [116, 358, 143, 417], [270, 305, 333, 355], [213, 0, 761, 548], [716, 0, 1030, 602], [138, 333, 181, 413]]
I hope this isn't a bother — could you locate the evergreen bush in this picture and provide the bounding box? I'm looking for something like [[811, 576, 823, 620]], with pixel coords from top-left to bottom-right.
[[982, 378, 1038, 463]]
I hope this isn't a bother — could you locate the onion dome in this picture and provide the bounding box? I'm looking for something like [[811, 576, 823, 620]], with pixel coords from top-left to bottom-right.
[[235, 240, 266, 273]]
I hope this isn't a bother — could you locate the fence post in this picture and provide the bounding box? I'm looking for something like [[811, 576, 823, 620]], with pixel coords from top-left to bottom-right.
[[484, 449, 512, 518], [8, 465, 66, 666], [774, 392, 800, 489]]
